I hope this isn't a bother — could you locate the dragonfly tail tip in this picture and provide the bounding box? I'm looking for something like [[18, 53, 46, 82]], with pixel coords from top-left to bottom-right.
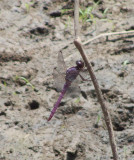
[[47, 116, 51, 121]]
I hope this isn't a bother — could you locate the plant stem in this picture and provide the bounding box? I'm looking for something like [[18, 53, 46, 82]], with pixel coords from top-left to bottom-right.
[[74, 0, 118, 159], [74, 0, 80, 39], [83, 30, 134, 45]]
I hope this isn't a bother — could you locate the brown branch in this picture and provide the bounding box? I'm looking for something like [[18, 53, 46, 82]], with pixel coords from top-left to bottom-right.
[[74, 0, 118, 160], [74, 39, 118, 160]]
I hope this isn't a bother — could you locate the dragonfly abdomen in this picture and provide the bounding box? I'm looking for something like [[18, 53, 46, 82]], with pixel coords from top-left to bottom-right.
[[48, 82, 71, 121]]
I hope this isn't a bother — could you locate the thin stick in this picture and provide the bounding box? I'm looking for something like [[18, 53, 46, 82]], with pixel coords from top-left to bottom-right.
[[74, 39, 118, 160], [83, 30, 134, 45], [74, 0, 118, 160], [74, 0, 79, 39]]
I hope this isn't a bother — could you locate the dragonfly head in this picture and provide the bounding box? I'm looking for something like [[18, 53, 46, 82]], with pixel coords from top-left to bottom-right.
[[76, 60, 84, 70]]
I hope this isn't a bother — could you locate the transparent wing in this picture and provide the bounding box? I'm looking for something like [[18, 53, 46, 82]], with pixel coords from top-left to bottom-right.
[[79, 68, 90, 81], [66, 69, 90, 97], [57, 51, 67, 75], [53, 67, 65, 92], [53, 51, 67, 92], [66, 79, 81, 98]]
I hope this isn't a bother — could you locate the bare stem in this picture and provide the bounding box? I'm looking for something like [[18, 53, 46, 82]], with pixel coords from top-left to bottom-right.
[[74, 0, 79, 39], [74, 39, 118, 160], [74, 0, 118, 159], [83, 30, 134, 45]]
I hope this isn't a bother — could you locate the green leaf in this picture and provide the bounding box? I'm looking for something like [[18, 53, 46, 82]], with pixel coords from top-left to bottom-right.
[[16, 76, 35, 89], [123, 60, 129, 66], [74, 97, 80, 103], [103, 8, 109, 15]]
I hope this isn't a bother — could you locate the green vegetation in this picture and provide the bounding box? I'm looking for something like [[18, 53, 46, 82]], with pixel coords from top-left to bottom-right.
[[25, 2, 34, 13], [74, 97, 80, 104], [79, 1, 110, 25], [121, 60, 130, 72], [123, 60, 130, 66], [95, 111, 102, 127], [61, 9, 73, 15], [61, 9, 73, 29], [79, 1, 100, 24], [3, 81, 7, 87], [61, 4, 110, 29], [15, 76, 35, 89], [64, 16, 71, 29], [79, 6, 95, 23], [103, 8, 109, 17], [123, 146, 128, 159]]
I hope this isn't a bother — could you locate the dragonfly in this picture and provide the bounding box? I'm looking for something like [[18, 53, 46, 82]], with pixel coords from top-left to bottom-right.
[[48, 51, 87, 121]]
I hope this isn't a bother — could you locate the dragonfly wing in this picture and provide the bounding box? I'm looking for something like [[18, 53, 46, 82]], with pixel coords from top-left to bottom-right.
[[57, 51, 67, 74], [66, 69, 90, 98], [53, 51, 67, 92], [66, 78, 81, 98], [79, 68, 90, 81], [53, 67, 65, 92]]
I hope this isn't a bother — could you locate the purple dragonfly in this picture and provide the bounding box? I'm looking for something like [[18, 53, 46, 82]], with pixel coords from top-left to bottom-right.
[[48, 51, 87, 121]]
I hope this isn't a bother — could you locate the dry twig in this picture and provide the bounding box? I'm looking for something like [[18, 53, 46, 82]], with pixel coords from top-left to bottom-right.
[[83, 30, 134, 45], [73, 0, 118, 160]]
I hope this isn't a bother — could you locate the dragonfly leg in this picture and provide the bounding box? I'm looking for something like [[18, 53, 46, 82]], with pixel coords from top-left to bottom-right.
[[79, 73, 91, 81]]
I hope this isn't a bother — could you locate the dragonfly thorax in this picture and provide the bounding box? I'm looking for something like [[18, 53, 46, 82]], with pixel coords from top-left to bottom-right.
[[65, 67, 79, 82]]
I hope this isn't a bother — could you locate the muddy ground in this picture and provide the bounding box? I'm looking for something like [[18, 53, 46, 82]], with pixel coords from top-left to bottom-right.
[[0, 0, 134, 160]]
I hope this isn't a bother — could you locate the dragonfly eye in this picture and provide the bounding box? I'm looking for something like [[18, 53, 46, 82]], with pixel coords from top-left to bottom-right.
[[76, 60, 84, 69]]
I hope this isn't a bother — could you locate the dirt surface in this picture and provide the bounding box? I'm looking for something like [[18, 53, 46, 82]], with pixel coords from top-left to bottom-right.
[[0, 0, 134, 160]]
